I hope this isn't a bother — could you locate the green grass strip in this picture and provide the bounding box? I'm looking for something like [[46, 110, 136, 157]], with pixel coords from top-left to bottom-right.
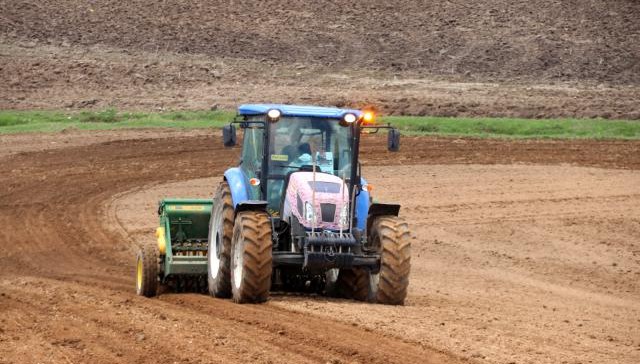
[[0, 109, 638, 139], [382, 115, 640, 139], [0, 109, 233, 134]]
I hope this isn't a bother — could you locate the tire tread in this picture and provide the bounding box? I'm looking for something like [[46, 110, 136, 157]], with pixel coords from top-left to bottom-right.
[[208, 181, 234, 297], [137, 243, 158, 297], [232, 211, 272, 303]]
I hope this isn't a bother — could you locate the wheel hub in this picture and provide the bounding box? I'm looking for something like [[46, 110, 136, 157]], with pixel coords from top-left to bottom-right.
[[136, 258, 143, 291]]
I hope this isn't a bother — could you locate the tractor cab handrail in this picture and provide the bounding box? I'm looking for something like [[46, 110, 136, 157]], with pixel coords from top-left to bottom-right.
[[360, 123, 395, 134]]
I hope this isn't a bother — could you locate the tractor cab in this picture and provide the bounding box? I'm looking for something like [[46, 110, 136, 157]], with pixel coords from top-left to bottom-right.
[[223, 105, 399, 220], [234, 110, 355, 217]]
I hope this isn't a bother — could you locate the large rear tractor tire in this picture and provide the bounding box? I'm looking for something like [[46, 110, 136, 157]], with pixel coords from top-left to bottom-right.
[[230, 211, 273, 303], [208, 181, 234, 298], [136, 243, 158, 297], [335, 216, 411, 305]]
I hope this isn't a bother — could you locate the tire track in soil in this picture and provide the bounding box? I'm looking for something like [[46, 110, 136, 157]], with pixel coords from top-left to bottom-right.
[[1, 133, 639, 363]]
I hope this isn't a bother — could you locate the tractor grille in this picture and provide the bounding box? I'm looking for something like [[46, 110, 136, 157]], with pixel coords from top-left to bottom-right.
[[320, 203, 336, 222]]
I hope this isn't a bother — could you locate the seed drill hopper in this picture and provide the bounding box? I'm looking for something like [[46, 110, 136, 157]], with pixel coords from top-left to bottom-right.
[[136, 199, 212, 295]]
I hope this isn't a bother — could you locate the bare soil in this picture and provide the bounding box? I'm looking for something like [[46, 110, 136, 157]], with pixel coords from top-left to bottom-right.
[[1, 0, 639, 118], [2, 0, 638, 84], [1, 130, 639, 363], [2, 1, 639, 362]]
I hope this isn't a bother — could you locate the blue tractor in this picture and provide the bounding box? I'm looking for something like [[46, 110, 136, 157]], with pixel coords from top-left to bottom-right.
[[136, 104, 411, 305]]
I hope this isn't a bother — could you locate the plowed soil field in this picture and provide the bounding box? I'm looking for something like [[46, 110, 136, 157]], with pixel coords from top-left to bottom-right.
[[1, 130, 639, 364], [1, 0, 639, 118]]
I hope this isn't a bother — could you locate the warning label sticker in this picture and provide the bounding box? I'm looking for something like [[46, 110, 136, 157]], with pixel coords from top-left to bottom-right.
[[270, 154, 289, 162]]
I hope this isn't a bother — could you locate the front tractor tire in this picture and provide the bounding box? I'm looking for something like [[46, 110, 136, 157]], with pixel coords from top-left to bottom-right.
[[336, 216, 411, 305], [230, 211, 273, 304], [208, 181, 235, 298], [136, 243, 159, 297]]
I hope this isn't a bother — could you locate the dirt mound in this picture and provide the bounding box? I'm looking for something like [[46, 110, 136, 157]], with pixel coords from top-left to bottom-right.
[[1, 0, 639, 84]]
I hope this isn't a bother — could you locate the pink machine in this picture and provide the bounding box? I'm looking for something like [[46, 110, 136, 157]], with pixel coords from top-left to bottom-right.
[[282, 171, 349, 232]]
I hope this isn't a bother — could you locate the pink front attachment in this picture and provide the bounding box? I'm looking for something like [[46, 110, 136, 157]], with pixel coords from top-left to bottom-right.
[[283, 171, 349, 231]]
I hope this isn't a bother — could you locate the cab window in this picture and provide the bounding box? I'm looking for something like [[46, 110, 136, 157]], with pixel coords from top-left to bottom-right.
[[241, 126, 264, 200]]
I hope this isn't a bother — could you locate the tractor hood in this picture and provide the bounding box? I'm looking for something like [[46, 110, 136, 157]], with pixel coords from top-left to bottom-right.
[[282, 171, 349, 231]]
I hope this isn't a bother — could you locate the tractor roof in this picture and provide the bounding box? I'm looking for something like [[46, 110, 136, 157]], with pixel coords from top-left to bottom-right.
[[238, 104, 362, 119]]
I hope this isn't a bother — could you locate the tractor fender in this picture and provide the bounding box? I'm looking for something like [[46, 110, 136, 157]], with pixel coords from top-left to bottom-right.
[[224, 168, 250, 208], [235, 201, 268, 216], [366, 202, 401, 234], [354, 177, 370, 231], [235, 200, 269, 217], [368, 203, 401, 218]]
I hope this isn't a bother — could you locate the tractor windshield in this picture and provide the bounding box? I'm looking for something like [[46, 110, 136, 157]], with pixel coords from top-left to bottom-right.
[[267, 117, 353, 212]]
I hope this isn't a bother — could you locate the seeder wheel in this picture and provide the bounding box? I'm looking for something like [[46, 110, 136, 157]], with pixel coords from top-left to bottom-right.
[[136, 244, 159, 297]]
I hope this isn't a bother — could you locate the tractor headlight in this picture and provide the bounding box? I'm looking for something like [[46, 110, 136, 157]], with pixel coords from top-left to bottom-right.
[[339, 204, 349, 227], [304, 202, 315, 222], [343, 113, 357, 124], [267, 109, 281, 122]]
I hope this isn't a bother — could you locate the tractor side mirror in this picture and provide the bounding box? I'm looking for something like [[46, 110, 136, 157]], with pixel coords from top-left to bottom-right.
[[223, 124, 237, 147], [387, 128, 400, 152]]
